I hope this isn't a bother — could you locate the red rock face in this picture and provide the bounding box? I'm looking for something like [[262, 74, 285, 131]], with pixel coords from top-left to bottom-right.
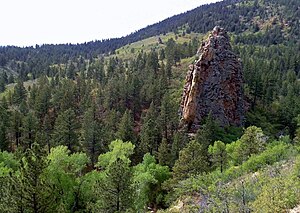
[[180, 26, 244, 131]]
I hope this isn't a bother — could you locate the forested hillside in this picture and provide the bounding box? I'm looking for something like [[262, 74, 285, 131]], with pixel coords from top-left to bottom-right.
[[0, 0, 299, 82], [0, 0, 300, 212]]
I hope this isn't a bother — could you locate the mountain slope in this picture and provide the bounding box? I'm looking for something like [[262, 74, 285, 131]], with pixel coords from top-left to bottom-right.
[[0, 0, 299, 67]]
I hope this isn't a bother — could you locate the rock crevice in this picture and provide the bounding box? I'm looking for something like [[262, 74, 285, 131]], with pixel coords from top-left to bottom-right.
[[180, 26, 244, 131]]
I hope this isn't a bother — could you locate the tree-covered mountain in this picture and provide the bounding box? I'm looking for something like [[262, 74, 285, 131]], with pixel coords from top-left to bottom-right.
[[0, 0, 299, 78], [0, 0, 300, 212]]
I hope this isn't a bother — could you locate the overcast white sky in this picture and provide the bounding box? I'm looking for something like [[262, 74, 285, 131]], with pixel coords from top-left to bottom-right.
[[0, 0, 220, 47]]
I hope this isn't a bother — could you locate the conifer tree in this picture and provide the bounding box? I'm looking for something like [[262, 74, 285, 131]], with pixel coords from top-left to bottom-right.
[[159, 93, 177, 140], [82, 106, 104, 166], [10, 110, 23, 147], [0, 76, 5, 92], [208, 140, 227, 172], [42, 114, 53, 153], [116, 109, 135, 144], [13, 79, 27, 105], [195, 113, 220, 163], [139, 102, 161, 156], [13, 143, 54, 213], [95, 140, 134, 212], [157, 138, 170, 166], [240, 126, 266, 160], [172, 140, 208, 181], [0, 97, 10, 151], [101, 158, 132, 212], [22, 112, 39, 149], [52, 109, 79, 152], [34, 83, 51, 119], [170, 133, 181, 165]]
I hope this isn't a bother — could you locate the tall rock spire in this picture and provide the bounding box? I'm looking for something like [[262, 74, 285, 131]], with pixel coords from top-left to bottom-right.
[[180, 26, 244, 131]]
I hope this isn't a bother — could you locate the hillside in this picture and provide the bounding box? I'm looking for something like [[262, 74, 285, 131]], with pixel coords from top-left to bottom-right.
[[0, 0, 299, 80], [0, 0, 300, 212]]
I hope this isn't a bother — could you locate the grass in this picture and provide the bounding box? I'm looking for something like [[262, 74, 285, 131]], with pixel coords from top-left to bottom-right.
[[109, 32, 203, 61], [0, 79, 37, 99]]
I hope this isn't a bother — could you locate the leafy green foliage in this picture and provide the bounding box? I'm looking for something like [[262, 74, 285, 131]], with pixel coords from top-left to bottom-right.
[[0, 0, 299, 211], [97, 139, 135, 168], [133, 153, 170, 211], [45, 146, 89, 212]]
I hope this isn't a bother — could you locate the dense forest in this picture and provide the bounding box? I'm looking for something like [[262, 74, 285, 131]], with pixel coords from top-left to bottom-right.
[[0, 0, 300, 212]]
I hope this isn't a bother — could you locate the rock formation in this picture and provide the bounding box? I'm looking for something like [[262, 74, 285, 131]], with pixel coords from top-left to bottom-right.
[[180, 26, 244, 131]]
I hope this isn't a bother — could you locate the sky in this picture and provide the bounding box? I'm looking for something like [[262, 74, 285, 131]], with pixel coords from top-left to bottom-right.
[[0, 0, 220, 47]]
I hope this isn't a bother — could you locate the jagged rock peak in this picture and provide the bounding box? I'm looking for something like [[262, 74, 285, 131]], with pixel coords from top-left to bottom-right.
[[180, 26, 244, 131]]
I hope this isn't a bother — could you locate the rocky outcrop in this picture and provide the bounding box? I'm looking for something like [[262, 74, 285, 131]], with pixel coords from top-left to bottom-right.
[[180, 26, 244, 131]]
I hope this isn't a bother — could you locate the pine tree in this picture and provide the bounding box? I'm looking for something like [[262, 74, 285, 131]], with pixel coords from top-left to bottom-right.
[[0, 98, 10, 151], [22, 112, 39, 149], [173, 140, 208, 181], [52, 109, 79, 152], [195, 113, 220, 163], [13, 79, 27, 105], [116, 109, 135, 143], [208, 140, 227, 173], [34, 82, 51, 119], [66, 62, 76, 79], [95, 140, 134, 212], [159, 93, 177, 141], [240, 126, 266, 160], [0, 75, 5, 92], [10, 110, 23, 148], [139, 102, 161, 156], [157, 138, 170, 166], [82, 106, 104, 166], [101, 158, 132, 212], [42, 114, 53, 153], [13, 143, 54, 213]]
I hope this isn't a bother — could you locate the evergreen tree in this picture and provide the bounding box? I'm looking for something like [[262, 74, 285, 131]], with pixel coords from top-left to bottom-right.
[[139, 102, 161, 156], [10, 110, 23, 147], [66, 62, 76, 79], [42, 114, 53, 153], [101, 158, 132, 212], [34, 79, 51, 119], [157, 138, 170, 166], [195, 113, 220, 163], [13, 79, 27, 105], [82, 106, 104, 166], [0, 75, 5, 92], [116, 109, 135, 143], [95, 140, 135, 212], [22, 112, 39, 149], [0, 98, 10, 151], [172, 140, 208, 181], [294, 115, 300, 146], [240, 126, 266, 160], [170, 131, 188, 166], [159, 93, 177, 140], [52, 109, 79, 152], [13, 143, 54, 213], [208, 140, 227, 172]]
